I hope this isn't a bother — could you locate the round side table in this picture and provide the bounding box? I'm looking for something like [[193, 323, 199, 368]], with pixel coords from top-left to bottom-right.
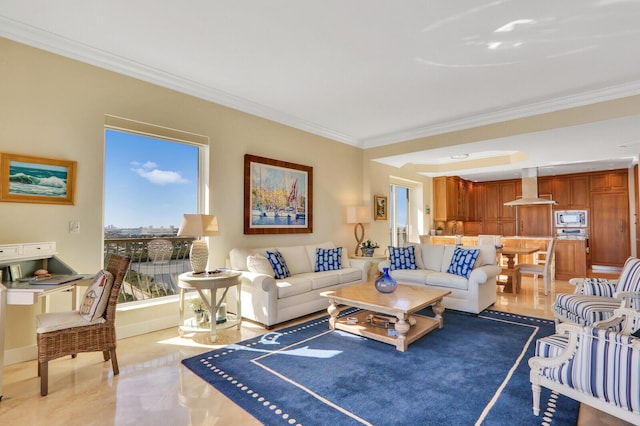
[[178, 270, 242, 343]]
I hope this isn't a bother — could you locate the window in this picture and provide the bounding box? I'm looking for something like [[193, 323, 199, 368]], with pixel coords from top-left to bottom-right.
[[389, 184, 410, 246], [104, 117, 208, 303], [389, 178, 424, 246]]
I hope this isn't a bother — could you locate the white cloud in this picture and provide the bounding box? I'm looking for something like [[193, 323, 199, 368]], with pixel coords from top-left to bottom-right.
[[131, 162, 189, 185]]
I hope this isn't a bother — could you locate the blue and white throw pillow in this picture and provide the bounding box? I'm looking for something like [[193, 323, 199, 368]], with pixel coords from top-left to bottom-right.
[[266, 250, 291, 279], [315, 247, 343, 272], [388, 246, 418, 271], [447, 247, 480, 278]]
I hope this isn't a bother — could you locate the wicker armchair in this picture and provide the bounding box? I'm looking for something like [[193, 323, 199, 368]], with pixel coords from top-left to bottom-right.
[[36, 254, 131, 396]]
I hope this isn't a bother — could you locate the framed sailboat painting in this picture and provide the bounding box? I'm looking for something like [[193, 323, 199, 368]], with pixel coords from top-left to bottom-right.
[[244, 154, 313, 234]]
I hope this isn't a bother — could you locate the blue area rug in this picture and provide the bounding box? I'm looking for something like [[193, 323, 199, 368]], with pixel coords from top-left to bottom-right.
[[182, 309, 579, 425]]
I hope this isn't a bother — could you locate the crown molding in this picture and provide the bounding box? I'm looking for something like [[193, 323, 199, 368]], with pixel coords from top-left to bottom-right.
[[0, 16, 358, 146], [3, 15, 639, 151], [362, 80, 640, 148]]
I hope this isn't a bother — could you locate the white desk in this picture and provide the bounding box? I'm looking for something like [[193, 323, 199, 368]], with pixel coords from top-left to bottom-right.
[[178, 271, 242, 343]]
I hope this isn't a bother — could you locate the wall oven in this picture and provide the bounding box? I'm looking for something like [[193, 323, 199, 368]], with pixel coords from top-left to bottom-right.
[[555, 210, 588, 228]]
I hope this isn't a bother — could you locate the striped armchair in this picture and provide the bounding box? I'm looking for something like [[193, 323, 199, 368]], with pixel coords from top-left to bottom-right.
[[553, 256, 640, 335], [529, 309, 640, 424]]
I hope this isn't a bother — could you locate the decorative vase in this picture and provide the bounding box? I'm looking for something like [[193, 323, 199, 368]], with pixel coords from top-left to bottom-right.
[[362, 247, 375, 257], [375, 267, 397, 293]]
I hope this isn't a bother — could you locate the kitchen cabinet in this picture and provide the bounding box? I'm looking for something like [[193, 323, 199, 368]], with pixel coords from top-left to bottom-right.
[[554, 239, 587, 280], [463, 221, 483, 236], [517, 204, 553, 237], [552, 175, 589, 208], [482, 180, 516, 236], [589, 171, 628, 192], [433, 176, 469, 222], [590, 191, 630, 267]]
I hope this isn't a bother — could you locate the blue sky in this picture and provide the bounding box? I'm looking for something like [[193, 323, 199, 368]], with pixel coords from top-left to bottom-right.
[[104, 130, 198, 228]]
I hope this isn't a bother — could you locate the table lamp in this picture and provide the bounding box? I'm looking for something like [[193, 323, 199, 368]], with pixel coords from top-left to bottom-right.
[[346, 206, 371, 256], [177, 214, 219, 274]]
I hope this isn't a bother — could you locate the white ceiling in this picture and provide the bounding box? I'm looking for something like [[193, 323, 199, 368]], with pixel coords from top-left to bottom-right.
[[2, 1, 640, 181]]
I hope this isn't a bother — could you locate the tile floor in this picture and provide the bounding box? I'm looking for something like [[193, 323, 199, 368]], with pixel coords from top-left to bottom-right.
[[0, 276, 633, 425]]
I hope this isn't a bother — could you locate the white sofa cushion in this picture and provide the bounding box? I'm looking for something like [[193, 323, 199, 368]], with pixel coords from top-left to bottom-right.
[[339, 267, 364, 284], [426, 272, 469, 290], [389, 269, 429, 285], [247, 254, 273, 276], [278, 245, 312, 275], [276, 276, 313, 298], [440, 245, 457, 272], [308, 271, 340, 290], [422, 244, 445, 271]]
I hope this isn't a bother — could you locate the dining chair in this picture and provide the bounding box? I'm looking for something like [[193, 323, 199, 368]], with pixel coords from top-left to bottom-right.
[[35, 254, 131, 396], [517, 238, 556, 295]]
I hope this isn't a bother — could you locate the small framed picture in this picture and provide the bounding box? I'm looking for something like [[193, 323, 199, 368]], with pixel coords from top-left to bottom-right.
[[9, 264, 22, 281], [374, 195, 388, 221]]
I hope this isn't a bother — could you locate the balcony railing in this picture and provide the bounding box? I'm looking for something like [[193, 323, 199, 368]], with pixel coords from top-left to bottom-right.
[[104, 237, 195, 303]]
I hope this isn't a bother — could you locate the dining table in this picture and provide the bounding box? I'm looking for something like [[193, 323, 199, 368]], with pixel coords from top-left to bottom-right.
[[499, 246, 542, 293]]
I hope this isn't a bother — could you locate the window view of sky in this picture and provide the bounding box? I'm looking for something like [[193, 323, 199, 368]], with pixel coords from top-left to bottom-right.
[[104, 129, 198, 228]]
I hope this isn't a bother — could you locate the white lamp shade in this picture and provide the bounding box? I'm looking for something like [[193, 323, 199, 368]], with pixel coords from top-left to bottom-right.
[[177, 214, 219, 274], [345, 206, 371, 224], [177, 214, 219, 237]]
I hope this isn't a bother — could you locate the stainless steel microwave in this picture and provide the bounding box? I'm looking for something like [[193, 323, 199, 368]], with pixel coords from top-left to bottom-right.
[[555, 210, 588, 228]]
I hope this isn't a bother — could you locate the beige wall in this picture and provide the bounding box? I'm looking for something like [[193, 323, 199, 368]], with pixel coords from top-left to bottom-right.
[[2, 37, 421, 360]]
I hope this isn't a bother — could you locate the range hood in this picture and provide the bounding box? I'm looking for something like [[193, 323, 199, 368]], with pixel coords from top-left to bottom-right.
[[504, 168, 557, 206]]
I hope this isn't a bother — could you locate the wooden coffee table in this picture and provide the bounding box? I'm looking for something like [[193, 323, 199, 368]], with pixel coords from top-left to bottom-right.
[[320, 282, 451, 352]]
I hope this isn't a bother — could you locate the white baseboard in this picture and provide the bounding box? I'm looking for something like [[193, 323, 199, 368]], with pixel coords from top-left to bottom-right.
[[4, 313, 178, 365], [4, 345, 37, 366], [116, 313, 177, 339]]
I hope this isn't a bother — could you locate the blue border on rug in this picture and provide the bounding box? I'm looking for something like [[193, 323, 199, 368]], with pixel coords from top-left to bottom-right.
[[182, 308, 579, 425]]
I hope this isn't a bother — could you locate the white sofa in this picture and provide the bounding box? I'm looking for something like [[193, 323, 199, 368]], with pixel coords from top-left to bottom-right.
[[227, 242, 369, 328], [378, 243, 502, 314]]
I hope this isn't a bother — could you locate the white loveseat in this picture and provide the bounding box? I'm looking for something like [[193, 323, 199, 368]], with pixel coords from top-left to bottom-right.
[[227, 242, 369, 328], [378, 243, 502, 314]]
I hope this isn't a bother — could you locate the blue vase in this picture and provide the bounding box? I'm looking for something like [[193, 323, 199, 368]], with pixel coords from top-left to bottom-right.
[[375, 267, 397, 293]]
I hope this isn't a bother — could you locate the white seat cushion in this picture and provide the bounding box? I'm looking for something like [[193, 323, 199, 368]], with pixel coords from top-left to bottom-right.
[[276, 276, 313, 298], [36, 311, 105, 333]]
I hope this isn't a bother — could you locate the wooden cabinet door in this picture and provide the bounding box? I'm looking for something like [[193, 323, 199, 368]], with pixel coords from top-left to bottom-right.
[[484, 183, 500, 221], [552, 176, 571, 208], [590, 191, 630, 267], [500, 182, 516, 219], [433, 177, 447, 222], [518, 205, 552, 236], [555, 240, 587, 280], [538, 177, 553, 198], [590, 171, 628, 192], [483, 221, 500, 235], [570, 176, 589, 207], [607, 171, 628, 190], [501, 220, 517, 237]]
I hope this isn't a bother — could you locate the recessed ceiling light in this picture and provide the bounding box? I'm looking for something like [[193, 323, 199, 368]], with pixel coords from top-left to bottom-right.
[[451, 154, 469, 160]]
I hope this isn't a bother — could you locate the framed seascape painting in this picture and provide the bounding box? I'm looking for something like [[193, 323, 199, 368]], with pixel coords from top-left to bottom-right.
[[244, 154, 313, 234], [374, 194, 388, 221], [0, 153, 77, 205]]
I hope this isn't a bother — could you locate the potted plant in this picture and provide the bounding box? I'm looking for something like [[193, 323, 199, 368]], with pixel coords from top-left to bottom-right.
[[189, 297, 209, 325], [436, 226, 444, 235], [360, 240, 379, 257]]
